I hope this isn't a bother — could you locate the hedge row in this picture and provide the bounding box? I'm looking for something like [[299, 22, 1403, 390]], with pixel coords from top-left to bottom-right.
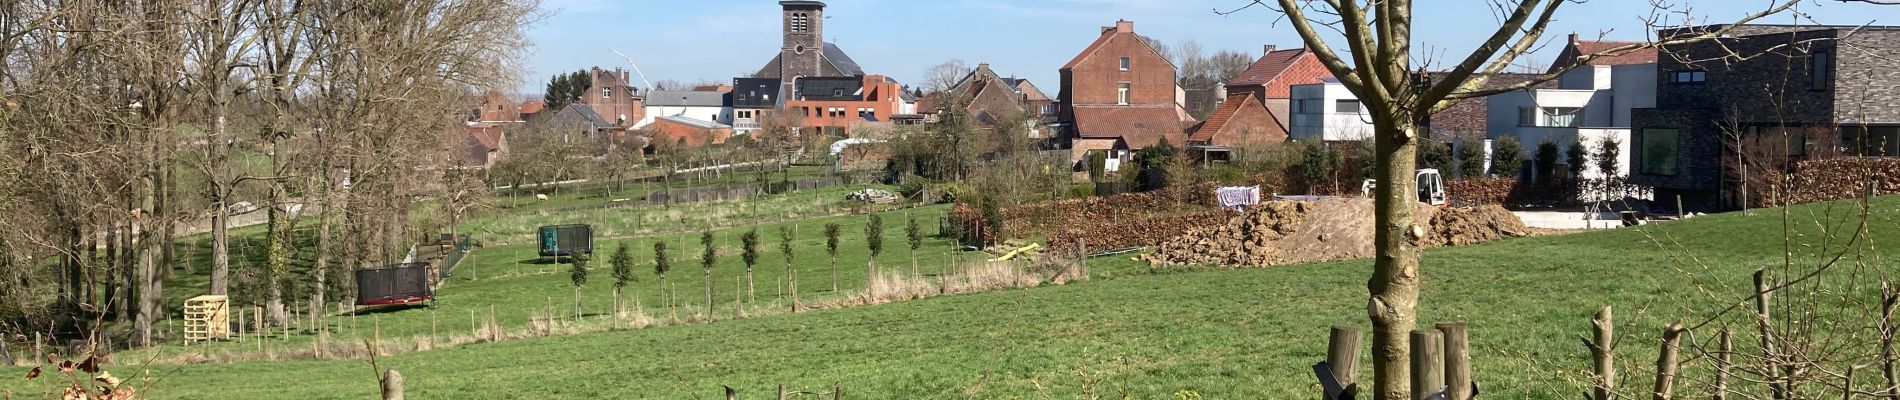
[[1771, 158, 1900, 206]]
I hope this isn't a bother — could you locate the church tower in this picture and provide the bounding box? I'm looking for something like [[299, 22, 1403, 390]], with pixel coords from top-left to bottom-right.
[[779, 1, 825, 98]]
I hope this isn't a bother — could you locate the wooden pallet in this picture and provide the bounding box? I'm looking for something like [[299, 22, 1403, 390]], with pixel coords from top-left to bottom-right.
[[183, 295, 230, 342]]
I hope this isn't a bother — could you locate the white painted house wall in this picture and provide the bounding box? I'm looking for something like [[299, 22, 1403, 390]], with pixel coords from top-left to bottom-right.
[[1288, 80, 1374, 141], [1487, 64, 1656, 181], [634, 90, 732, 129], [636, 105, 730, 129]]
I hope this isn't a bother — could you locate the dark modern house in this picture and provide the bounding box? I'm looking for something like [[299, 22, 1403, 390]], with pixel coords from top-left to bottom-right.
[[1630, 24, 1900, 211]]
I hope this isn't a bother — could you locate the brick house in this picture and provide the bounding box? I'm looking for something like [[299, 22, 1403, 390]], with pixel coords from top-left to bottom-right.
[[1630, 24, 1900, 211], [518, 100, 546, 121], [579, 67, 645, 128], [1182, 45, 1323, 162], [782, 75, 904, 134], [473, 91, 523, 123], [1186, 93, 1286, 163], [461, 124, 507, 169], [1057, 19, 1196, 171], [1225, 45, 1333, 129], [935, 63, 1056, 137], [648, 115, 734, 148]]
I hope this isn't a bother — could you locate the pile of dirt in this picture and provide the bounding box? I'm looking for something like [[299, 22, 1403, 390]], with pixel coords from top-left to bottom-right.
[[1132, 201, 1313, 266], [1424, 204, 1531, 246], [1142, 198, 1528, 267]]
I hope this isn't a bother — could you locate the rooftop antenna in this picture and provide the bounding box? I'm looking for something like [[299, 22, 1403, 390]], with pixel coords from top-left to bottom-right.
[[609, 48, 655, 92]]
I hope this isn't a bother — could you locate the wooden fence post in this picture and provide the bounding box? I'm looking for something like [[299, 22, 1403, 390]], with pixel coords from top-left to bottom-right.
[[1410, 329, 1444, 400], [1653, 321, 1684, 400], [381, 369, 404, 400], [834, 385, 843, 400], [1327, 325, 1361, 397], [1436, 322, 1471, 400], [778, 384, 788, 400], [1715, 328, 1732, 400], [1591, 306, 1616, 400], [33, 333, 41, 362], [1754, 269, 1786, 399]]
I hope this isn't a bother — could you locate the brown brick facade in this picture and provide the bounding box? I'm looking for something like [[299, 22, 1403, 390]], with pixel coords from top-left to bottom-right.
[[1059, 20, 1178, 114], [580, 67, 644, 127]]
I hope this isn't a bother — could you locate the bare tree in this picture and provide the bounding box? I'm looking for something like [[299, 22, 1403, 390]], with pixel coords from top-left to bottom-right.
[[1250, 1, 1803, 398], [923, 59, 971, 93]]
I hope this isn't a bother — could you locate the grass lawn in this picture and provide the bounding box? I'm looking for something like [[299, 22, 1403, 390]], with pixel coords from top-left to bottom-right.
[[83, 199, 970, 367], [8, 195, 1893, 399]]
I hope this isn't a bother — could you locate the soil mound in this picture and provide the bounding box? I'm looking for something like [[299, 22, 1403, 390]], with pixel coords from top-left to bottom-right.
[[1142, 198, 1527, 267], [1425, 205, 1531, 247]]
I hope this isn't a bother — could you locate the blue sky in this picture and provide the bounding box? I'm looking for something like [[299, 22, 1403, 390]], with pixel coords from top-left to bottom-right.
[[517, 0, 1888, 96]]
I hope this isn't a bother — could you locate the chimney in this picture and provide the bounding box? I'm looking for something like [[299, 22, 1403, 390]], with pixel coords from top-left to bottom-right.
[[1569, 32, 1580, 44], [1264, 44, 1277, 53], [1115, 20, 1133, 33]]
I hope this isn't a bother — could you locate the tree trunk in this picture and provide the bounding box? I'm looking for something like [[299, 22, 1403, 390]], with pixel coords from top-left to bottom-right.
[[115, 221, 133, 321], [104, 224, 120, 319], [703, 270, 713, 318], [830, 254, 837, 292], [1367, 122, 1423, 400], [313, 187, 333, 325], [210, 201, 230, 296], [85, 228, 97, 310], [747, 268, 754, 304]]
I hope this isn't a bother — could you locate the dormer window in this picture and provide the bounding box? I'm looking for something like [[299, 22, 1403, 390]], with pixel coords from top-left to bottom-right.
[[791, 13, 810, 33]]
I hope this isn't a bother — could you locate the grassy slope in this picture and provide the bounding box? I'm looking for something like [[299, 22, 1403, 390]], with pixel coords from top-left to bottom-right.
[[126, 187, 946, 342], [9, 196, 1892, 399]]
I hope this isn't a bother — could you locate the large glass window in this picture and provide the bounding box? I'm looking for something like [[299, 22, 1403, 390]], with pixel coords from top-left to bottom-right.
[[1294, 99, 1325, 114], [1542, 107, 1582, 127], [1811, 49, 1832, 90], [1743, 125, 1811, 156], [1667, 70, 1706, 84], [1641, 128, 1680, 176], [1334, 100, 1361, 113], [1842, 126, 1900, 156]]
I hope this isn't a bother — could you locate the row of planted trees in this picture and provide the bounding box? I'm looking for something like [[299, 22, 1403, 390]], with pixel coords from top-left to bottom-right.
[[0, 0, 536, 347], [564, 211, 935, 321]]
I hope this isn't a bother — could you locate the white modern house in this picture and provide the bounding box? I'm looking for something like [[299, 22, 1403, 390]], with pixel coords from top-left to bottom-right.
[[1486, 63, 1656, 181], [635, 90, 731, 129], [1288, 78, 1373, 141]]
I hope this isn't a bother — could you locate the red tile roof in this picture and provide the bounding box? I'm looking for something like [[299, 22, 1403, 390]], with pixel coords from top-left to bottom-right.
[[1190, 93, 1252, 142], [1061, 21, 1175, 71], [518, 101, 546, 115], [1229, 48, 1307, 86], [1226, 47, 1333, 98], [466, 125, 503, 150], [1548, 34, 1657, 73], [1072, 106, 1187, 148]]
